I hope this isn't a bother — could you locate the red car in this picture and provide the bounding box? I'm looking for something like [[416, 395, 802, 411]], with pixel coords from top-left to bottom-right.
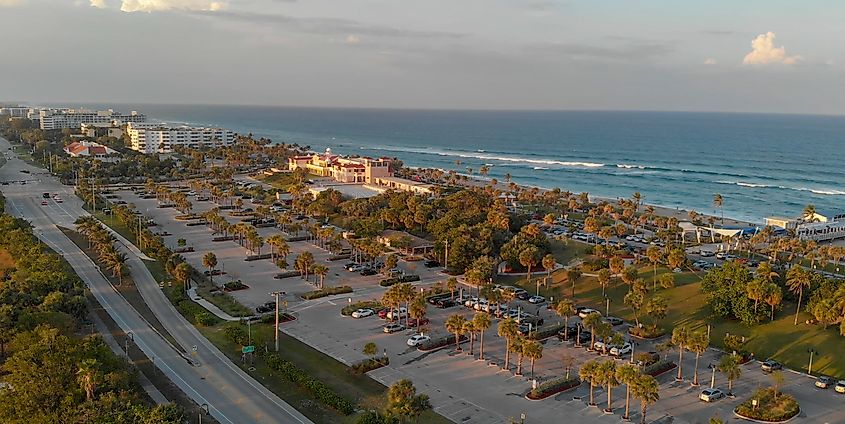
[[377, 309, 389, 319], [41, 200, 48, 206], [408, 318, 431, 328]]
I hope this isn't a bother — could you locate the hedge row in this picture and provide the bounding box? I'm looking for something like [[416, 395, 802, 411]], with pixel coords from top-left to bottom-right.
[[350, 357, 389, 375], [529, 323, 566, 341], [418, 334, 468, 352], [642, 359, 676, 377], [527, 377, 581, 400], [378, 275, 421, 287], [265, 354, 355, 415], [302, 285, 353, 300]]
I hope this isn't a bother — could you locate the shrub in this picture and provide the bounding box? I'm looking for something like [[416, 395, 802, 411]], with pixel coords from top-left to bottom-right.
[[628, 324, 666, 339], [379, 275, 421, 287], [223, 280, 248, 291], [341, 300, 383, 316], [350, 357, 389, 375], [734, 388, 800, 422], [265, 354, 355, 414], [642, 359, 676, 377], [379, 278, 399, 287], [223, 324, 249, 346], [194, 311, 218, 326], [302, 286, 353, 300], [527, 377, 581, 399]]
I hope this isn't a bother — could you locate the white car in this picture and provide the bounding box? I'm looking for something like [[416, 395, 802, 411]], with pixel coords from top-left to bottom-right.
[[351, 308, 374, 318], [464, 297, 478, 307], [406, 334, 431, 347], [528, 295, 546, 304], [578, 308, 601, 319], [383, 323, 405, 334], [835, 381, 845, 394], [387, 307, 408, 320], [699, 388, 724, 402], [473, 299, 489, 311], [610, 342, 633, 356]]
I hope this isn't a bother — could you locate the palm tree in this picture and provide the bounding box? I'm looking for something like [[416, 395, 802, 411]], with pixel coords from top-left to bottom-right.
[[688, 330, 709, 386], [582, 313, 603, 351], [616, 363, 639, 421], [523, 339, 543, 378], [631, 374, 660, 424], [498, 318, 518, 371], [77, 358, 101, 402], [765, 283, 783, 321], [597, 268, 611, 297], [555, 299, 576, 341], [718, 354, 742, 395], [542, 254, 556, 280], [313, 264, 329, 288], [713, 193, 724, 224], [472, 313, 491, 360], [445, 314, 467, 352], [646, 246, 662, 290], [599, 360, 619, 413], [173, 262, 192, 291], [463, 320, 477, 356], [786, 266, 811, 325], [447, 277, 458, 301], [579, 359, 601, 407], [519, 246, 539, 281], [567, 266, 582, 298], [202, 252, 218, 284], [672, 326, 690, 381], [803, 203, 817, 222]]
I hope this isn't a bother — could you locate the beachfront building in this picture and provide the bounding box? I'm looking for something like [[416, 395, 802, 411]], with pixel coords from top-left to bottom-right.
[[288, 148, 432, 195], [63, 140, 118, 159], [126, 122, 234, 154], [0, 106, 30, 118], [378, 230, 434, 256], [765, 216, 799, 231], [80, 123, 124, 139], [38, 108, 146, 130], [797, 221, 845, 242]]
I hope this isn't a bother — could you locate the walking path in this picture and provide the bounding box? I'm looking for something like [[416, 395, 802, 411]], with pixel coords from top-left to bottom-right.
[[187, 287, 241, 321]]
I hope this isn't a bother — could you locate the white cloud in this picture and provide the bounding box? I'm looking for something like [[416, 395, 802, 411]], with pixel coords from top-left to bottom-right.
[[344, 35, 361, 45], [119, 0, 226, 12], [0, 0, 23, 7], [742, 32, 801, 65], [704, 58, 717, 65], [90, 0, 107, 8]]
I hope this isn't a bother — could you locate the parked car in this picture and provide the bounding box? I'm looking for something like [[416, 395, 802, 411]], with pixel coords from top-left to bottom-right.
[[578, 308, 601, 319], [41, 200, 48, 206], [515, 291, 531, 301], [428, 294, 450, 305], [835, 381, 845, 394], [761, 359, 782, 373], [528, 295, 546, 304], [577, 330, 592, 344], [360, 268, 378, 276], [407, 334, 431, 346], [407, 318, 430, 328], [604, 316, 624, 326], [383, 323, 405, 333], [816, 376, 834, 389], [386, 307, 408, 320], [610, 342, 633, 356], [378, 309, 390, 319], [423, 260, 441, 268], [699, 388, 724, 402], [351, 308, 374, 318]]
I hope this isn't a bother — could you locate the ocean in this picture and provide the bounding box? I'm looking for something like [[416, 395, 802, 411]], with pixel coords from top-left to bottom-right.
[[78, 104, 845, 224]]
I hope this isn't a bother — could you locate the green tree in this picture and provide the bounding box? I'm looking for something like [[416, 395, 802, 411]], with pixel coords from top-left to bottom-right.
[[616, 363, 640, 421], [472, 313, 491, 359], [631, 374, 660, 424], [672, 326, 691, 381], [579, 359, 601, 407], [786, 266, 811, 325], [555, 299, 576, 341], [202, 251, 217, 284], [718, 354, 742, 394], [363, 342, 378, 358], [598, 360, 619, 413], [498, 318, 518, 371], [445, 314, 467, 352]]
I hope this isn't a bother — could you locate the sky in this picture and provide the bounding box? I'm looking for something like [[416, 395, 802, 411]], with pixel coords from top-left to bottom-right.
[[1, 0, 844, 114]]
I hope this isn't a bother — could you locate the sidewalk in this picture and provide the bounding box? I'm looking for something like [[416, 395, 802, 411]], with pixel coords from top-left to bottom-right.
[[187, 286, 241, 321]]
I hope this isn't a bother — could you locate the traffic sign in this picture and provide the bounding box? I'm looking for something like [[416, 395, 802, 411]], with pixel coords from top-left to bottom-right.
[[242, 345, 255, 354]]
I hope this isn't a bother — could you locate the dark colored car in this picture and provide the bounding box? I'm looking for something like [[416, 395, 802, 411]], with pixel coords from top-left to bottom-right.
[[436, 299, 456, 309], [578, 330, 593, 344], [515, 292, 531, 301], [408, 318, 431, 328], [424, 260, 441, 268], [604, 316, 624, 326], [556, 325, 579, 340], [428, 294, 450, 305], [360, 268, 377, 276]]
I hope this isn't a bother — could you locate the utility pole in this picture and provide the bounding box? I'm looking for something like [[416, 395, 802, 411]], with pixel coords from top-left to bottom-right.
[[270, 291, 284, 352], [444, 239, 449, 270]]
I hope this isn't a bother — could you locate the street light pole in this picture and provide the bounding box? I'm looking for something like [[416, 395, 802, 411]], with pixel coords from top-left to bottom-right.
[[808, 349, 816, 375], [270, 291, 284, 352], [710, 364, 716, 389], [200, 403, 209, 424]]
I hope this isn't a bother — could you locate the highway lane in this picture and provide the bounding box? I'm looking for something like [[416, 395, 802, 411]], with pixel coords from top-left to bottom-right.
[[0, 139, 312, 424]]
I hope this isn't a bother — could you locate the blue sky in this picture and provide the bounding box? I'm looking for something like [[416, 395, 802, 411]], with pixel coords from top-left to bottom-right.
[[1, 0, 843, 114]]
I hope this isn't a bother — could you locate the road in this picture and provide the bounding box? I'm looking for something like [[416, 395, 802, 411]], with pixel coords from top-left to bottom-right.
[[0, 139, 312, 424]]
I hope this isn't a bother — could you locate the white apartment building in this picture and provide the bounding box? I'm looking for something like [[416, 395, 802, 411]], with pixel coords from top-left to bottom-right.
[[0, 106, 30, 118], [126, 122, 234, 154], [39, 108, 146, 130]]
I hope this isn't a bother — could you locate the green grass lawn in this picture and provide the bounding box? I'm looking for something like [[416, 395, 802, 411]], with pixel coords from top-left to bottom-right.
[[497, 262, 845, 379], [549, 238, 591, 266], [201, 322, 450, 424], [256, 172, 302, 190]]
